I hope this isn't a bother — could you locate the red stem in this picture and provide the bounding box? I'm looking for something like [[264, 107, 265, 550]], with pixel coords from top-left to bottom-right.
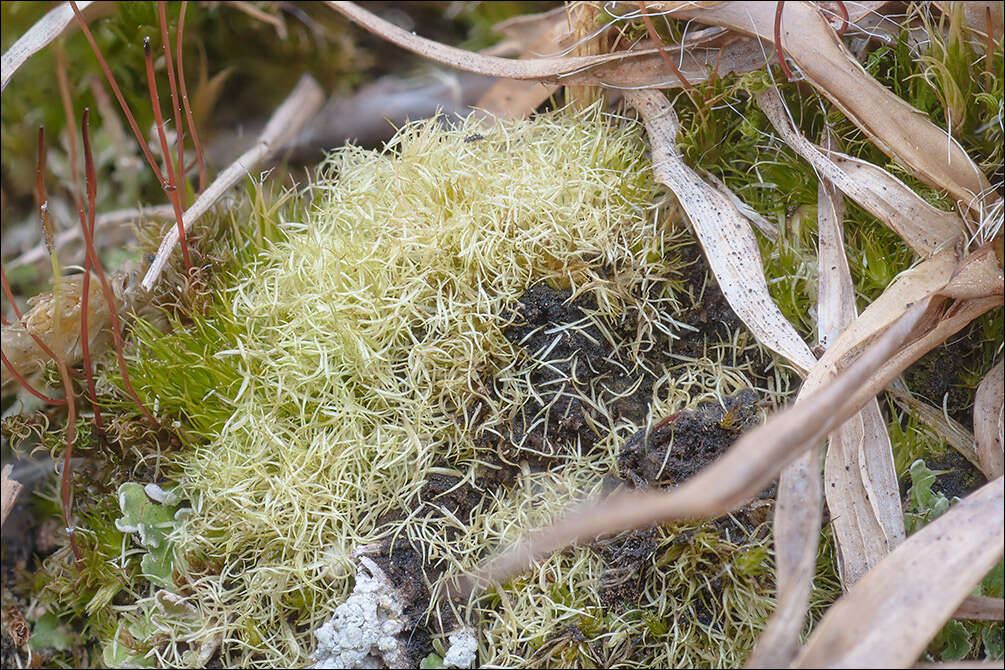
[[774, 2, 795, 82], [69, 1, 191, 276], [69, 1, 166, 185], [1, 265, 24, 322], [144, 37, 193, 275], [54, 41, 84, 217], [1, 351, 68, 405], [834, 1, 849, 37], [78, 109, 105, 435], [35, 127, 55, 253], [176, 1, 206, 193], [158, 2, 186, 209], [80, 112, 159, 428], [56, 355, 83, 561]]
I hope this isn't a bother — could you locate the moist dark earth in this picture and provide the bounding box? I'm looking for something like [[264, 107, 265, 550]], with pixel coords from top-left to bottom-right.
[[374, 246, 780, 663]]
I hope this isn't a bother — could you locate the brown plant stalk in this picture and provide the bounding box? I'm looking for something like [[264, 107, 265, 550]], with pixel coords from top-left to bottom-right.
[[176, 1, 206, 193], [80, 110, 159, 428], [68, 0, 193, 276]]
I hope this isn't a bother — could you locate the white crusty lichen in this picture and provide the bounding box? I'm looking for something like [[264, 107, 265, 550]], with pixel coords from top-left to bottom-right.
[[442, 627, 478, 669], [311, 556, 410, 669]]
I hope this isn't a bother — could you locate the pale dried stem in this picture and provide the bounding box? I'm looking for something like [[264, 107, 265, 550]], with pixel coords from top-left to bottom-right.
[[141, 74, 324, 292]]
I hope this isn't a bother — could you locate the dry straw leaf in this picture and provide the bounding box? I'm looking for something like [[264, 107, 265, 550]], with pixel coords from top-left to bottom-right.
[[756, 88, 964, 255], [974, 359, 1004, 479], [1, 1, 111, 92], [624, 88, 817, 374], [329, 1, 770, 90], [750, 130, 904, 667], [665, 1, 994, 215], [953, 595, 1005, 621], [934, 1, 1004, 41], [817, 153, 904, 590], [474, 8, 566, 119], [889, 381, 982, 472], [793, 476, 1004, 668]]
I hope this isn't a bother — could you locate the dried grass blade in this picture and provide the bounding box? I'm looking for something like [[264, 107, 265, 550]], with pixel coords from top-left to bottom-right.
[[793, 476, 1004, 668], [474, 10, 564, 120], [625, 88, 817, 374], [974, 359, 1004, 479], [818, 158, 903, 593], [141, 74, 324, 291], [0, 1, 110, 92], [818, 157, 904, 589], [757, 88, 964, 255], [670, 1, 993, 215], [470, 296, 935, 590], [889, 380, 982, 472], [751, 130, 900, 667], [327, 1, 763, 90], [953, 595, 1005, 621]]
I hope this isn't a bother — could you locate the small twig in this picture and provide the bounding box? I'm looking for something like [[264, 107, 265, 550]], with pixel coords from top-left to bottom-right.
[[142, 74, 324, 291], [4, 205, 175, 272]]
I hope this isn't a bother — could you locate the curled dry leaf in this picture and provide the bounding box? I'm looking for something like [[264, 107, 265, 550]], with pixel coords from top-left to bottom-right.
[[793, 476, 1004, 668], [474, 8, 565, 120], [141, 74, 324, 291], [749, 158, 846, 668], [625, 87, 817, 374], [0, 272, 133, 386], [751, 128, 904, 667], [756, 88, 964, 256], [665, 1, 994, 215], [942, 245, 1005, 300], [974, 359, 1004, 479], [329, 1, 771, 90]]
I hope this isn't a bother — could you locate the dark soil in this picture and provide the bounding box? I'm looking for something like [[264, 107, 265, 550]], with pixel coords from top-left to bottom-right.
[[595, 528, 661, 609], [368, 535, 443, 667], [901, 318, 990, 431], [498, 281, 673, 463], [617, 389, 761, 488]]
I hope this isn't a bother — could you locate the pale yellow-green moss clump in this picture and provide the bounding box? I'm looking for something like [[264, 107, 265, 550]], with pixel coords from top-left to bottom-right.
[[121, 105, 785, 668]]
